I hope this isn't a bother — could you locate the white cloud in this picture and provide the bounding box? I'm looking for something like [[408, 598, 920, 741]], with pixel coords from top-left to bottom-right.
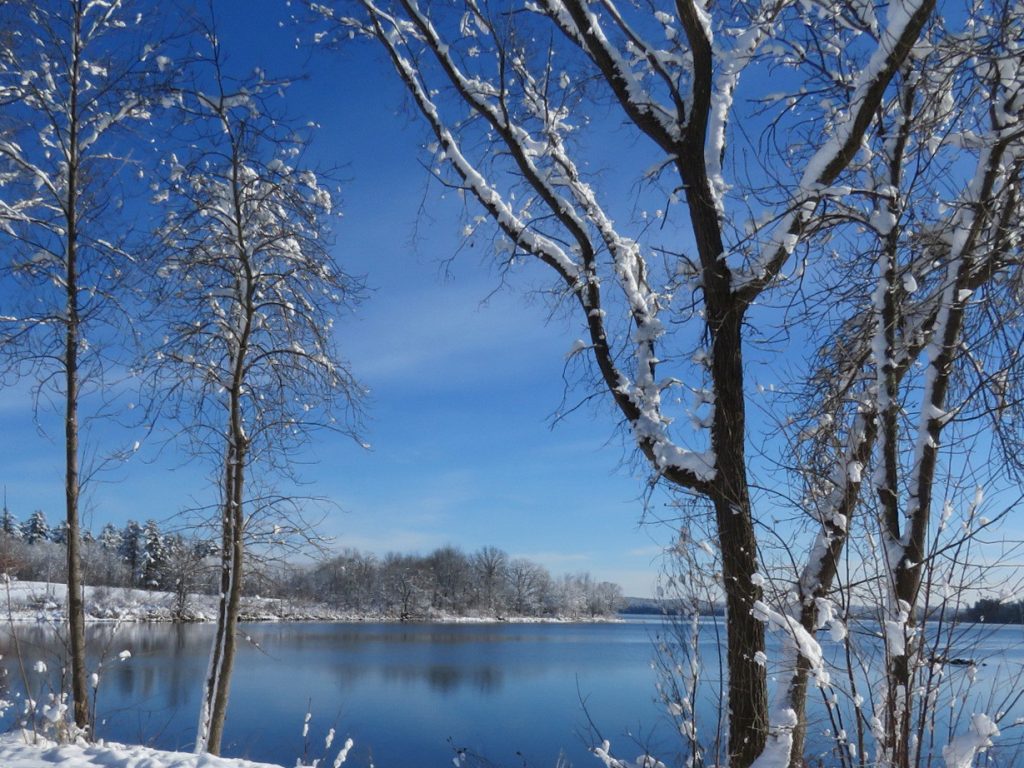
[[344, 274, 563, 388], [331, 528, 449, 556]]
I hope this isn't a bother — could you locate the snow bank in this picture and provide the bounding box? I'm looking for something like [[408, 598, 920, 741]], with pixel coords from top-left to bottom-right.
[[0, 581, 343, 623], [0, 733, 284, 768], [0, 581, 620, 624]]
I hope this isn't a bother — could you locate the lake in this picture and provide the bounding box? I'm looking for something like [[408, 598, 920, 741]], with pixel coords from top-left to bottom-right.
[[0, 619, 679, 767], [1, 618, 1022, 767]]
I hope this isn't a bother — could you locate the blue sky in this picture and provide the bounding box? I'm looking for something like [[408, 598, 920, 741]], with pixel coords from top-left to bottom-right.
[[0, 4, 679, 597]]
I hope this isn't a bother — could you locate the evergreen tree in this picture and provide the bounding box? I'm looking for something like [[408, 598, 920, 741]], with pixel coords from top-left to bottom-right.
[[98, 523, 123, 552], [120, 520, 142, 586], [0, 504, 19, 538], [141, 519, 166, 589], [21, 510, 49, 545], [50, 521, 69, 545]]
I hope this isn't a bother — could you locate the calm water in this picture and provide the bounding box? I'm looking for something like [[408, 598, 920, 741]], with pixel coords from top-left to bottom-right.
[[1, 618, 1022, 767], [0, 619, 678, 767]]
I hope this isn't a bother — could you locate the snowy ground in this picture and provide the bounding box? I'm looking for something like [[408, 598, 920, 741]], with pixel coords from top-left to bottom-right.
[[0, 580, 617, 624], [0, 733, 287, 768], [0, 580, 349, 623]]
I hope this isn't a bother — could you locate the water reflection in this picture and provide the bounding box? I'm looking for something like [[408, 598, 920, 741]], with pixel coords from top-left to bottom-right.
[[0, 623, 530, 706], [379, 663, 504, 693], [2, 620, 1021, 767], [0, 621, 668, 767]]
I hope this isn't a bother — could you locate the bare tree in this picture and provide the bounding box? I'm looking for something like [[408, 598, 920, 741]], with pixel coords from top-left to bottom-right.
[[379, 552, 430, 618], [308, 0, 1024, 764], [150, 23, 363, 754], [506, 558, 550, 615], [427, 545, 473, 612], [472, 545, 509, 613], [163, 533, 211, 620], [0, 0, 167, 734], [306, 0, 944, 762], [768, 9, 1024, 764]]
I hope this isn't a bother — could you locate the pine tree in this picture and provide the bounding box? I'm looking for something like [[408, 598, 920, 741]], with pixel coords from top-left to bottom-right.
[[0, 502, 19, 538], [98, 523, 123, 552], [120, 520, 142, 586], [50, 521, 69, 545], [21, 510, 50, 545], [141, 519, 166, 589]]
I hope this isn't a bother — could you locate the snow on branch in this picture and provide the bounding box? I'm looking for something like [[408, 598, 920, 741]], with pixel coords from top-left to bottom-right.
[[363, 1, 583, 283], [704, 3, 782, 218], [537, 0, 685, 150], [942, 713, 1000, 768], [735, 0, 937, 301], [360, 0, 717, 488], [895, 106, 1023, 569], [752, 599, 829, 685]]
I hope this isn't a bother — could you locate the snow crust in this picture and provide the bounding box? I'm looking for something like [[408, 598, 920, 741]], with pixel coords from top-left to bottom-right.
[[942, 714, 999, 768], [0, 734, 284, 768]]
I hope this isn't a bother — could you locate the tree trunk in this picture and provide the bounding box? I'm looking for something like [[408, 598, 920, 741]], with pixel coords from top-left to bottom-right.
[[710, 311, 768, 768], [198, 441, 245, 755], [65, 1, 90, 733], [65, 243, 89, 734]]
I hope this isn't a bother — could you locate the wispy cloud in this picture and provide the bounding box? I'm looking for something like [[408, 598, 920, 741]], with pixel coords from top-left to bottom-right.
[[344, 275, 563, 388], [627, 545, 665, 558], [330, 527, 450, 556], [514, 550, 592, 568]]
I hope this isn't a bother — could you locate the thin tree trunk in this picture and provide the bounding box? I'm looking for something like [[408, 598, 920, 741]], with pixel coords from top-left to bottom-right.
[[65, 0, 90, 733], [197, 423, 246, 755], [206, 445, 244, 754], [65, 241, 89, 733], [199, 151, 253, 751]]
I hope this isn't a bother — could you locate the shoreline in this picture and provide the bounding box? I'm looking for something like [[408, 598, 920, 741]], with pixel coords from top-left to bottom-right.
[[0, 579, 623, 625]]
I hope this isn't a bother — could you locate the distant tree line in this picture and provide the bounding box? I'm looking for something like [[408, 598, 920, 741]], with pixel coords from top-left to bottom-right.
[[279, 544, 625, 619], [962, 599, 1024, 625], [0, 506, 623, 619]]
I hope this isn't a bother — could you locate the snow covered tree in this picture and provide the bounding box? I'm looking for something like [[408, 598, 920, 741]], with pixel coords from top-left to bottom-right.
[[310, 0, 1023, 764], [50, 521, 69, 546], [506, 558, 551, 615], [379, 552, 430, 618], [141, 518, 167, 588], [89, 522, 128, 586], [162, 533, 209, 619], [0, 0, 171, 733], [150, 25, 363, 754], [97, 522, 123, 553], [120, 519, 143, 585], [21, 510, 50, 545], [772, 13, 1024, 764], [471, 545, 508, 613], [584, 579, 624, 617], [0, 501, 19, 539], [426, 545, 472, 612]]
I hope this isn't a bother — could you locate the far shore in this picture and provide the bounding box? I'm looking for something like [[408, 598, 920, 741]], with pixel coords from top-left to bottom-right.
[[0, 579, 625, 625]]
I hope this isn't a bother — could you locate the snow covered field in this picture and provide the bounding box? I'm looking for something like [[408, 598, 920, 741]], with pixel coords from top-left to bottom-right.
[[0, 580, 348, 623], [0, 734, 287, 768]]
